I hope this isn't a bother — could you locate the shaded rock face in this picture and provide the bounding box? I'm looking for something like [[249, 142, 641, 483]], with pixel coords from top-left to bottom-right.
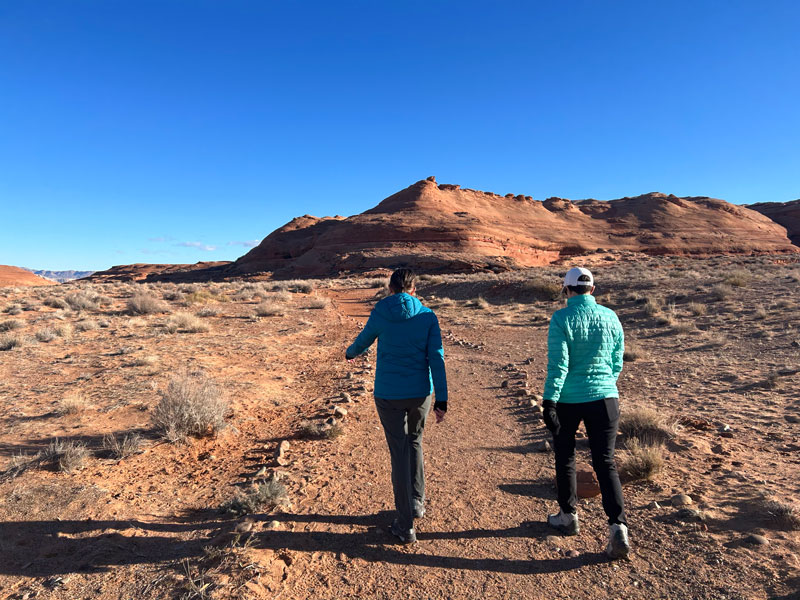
[[84, 262, 231, 283], [748, 200, 800, 246], [0, 265, 57, 287], [231, 178, 797, 278]]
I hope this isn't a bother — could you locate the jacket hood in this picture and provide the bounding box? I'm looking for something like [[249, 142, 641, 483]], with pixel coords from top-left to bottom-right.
[[375, 293, 427, 322]]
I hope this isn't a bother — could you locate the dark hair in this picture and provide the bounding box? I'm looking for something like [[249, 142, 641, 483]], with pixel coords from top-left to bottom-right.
[[565, 273, 593, 295], [389, 268, 416, 294]]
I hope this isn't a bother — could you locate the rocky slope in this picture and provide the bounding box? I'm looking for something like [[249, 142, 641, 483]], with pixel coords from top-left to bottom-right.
[[0, 265, 57, 287], [83, 262, 231, 283], [230, 178, 796, 277], [748, 199, 800, 245]]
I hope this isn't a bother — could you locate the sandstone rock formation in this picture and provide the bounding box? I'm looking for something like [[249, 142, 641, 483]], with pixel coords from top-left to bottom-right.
[[84, 261, 231, 283], [229, 178, 796, 277], [0, 265, 58, 287], [748, 199, 800, 246]]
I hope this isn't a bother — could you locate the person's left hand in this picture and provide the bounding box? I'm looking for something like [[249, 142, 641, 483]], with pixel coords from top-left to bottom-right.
[[434, 408, 446, 423]]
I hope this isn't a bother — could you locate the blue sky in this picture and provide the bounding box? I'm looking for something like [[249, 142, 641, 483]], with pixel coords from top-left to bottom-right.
[[1, 1, 798, 270]]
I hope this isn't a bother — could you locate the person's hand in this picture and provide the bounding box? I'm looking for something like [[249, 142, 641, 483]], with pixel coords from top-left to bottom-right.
[[542, 400, 560, 436], [433, 401, 447, 423]]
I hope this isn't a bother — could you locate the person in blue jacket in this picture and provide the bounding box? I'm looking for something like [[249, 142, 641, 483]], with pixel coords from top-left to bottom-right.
[[542, 267, 630, 559], [346, 268, 448, 544]]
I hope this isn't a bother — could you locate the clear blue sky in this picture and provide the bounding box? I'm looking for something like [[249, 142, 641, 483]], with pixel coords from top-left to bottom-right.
[[1, 1, 798, 271]]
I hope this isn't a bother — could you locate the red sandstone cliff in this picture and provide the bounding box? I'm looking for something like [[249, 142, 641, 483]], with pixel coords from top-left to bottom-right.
[[0, 265, 58, 287], [748, 200, 800, 246]]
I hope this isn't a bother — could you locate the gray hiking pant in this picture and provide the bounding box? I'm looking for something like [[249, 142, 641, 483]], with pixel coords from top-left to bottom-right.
[[374, 394, 432, 532]]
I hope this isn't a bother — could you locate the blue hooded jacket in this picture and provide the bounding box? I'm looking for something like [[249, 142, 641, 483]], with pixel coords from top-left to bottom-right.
[[346, 293, 448, 403]]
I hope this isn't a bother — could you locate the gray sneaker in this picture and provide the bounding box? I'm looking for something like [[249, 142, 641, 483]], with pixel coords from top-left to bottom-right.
[[389, 518, 417, 544], [413, 499, 426, 519], [547, 510, 580, 535], [605, 523, 630, 559]]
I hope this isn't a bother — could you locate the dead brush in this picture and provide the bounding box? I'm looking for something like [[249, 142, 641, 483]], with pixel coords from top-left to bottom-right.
[[619, 407, 675, 445], [761, 497, 800, 530], [722, 269, 752, 287], [0, 333, 24, 351], [152, 371, 229, 443], [254, 301, 285, 317], [165, 312, 210, 333], [518, 279, 563, 302], [621, 438, 665, 481], [65, 291, 99, 311], [102, 432, 143, 459], [43, 438, 89, 473], [126, 293, 167, 315], [623, 343, 644, 362], [298, 420, 344, 440], [0, 319, 24, 331], [58, 393, 88, 415], [687, 302, 707, 316], [219, 476, 289, 516], [307, 297, 329, 309]]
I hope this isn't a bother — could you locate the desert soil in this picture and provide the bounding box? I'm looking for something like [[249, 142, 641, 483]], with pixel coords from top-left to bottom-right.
[[0, 255, 799, 600]]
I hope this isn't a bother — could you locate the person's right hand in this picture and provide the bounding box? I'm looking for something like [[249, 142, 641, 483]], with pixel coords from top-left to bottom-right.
[[542, 400, 560, 436], [433, 401, 447, 423]]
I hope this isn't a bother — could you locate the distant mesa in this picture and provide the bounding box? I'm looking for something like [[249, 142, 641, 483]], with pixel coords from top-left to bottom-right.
[[0, 265, 58, 287], [86, 178, 799, 282], [748, 199, 800, 246], [26, 269, 96, 283], [83, 262, 231, 283]]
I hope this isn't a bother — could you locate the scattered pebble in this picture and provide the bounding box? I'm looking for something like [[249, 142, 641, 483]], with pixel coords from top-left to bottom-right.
[[566, 549, 580, 558], [671, 494, 693, 507], [743, 534, 769, 546], [537, 440, 552, 452], [334, 406, 348, 418]]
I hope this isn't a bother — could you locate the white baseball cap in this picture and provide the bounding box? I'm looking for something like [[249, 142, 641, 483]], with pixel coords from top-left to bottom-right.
[[563, 267, 594, 288]]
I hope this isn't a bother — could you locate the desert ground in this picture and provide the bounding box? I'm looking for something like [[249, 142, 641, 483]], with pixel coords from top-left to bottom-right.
[[0, 254, 799, 600]]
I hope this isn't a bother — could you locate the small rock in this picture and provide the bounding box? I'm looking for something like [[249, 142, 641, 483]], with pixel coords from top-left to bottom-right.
[[576, 467, 601, 498], [340, 392, 352, 402], [275, 440, 290, 459], [743, 533, 769, 546], [501, 380, 509, 389], [333, 406, 348, 418], [671, 494, 693, 507], [235, 519, 255, 533], [566, 549, 580, 558], [537, 440, 552, 452], [790, 340, 799, 348], [531, 403, 543, 414], [649, 501, 661, 509], [677, 508, 704, 521], [265, 520, 282, 531], [720, 431, 734, 439], [325, 417, 338, 426]]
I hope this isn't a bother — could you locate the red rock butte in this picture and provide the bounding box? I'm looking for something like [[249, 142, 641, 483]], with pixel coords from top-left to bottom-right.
[[748, 199, 800, 246], [0, 265, 57, 287], [230, 177, 797, 278]]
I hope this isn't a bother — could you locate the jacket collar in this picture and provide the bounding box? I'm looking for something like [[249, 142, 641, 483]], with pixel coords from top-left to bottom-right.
[[567, 294, 596, 307]]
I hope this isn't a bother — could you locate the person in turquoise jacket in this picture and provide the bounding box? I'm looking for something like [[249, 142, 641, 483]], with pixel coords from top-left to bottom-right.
[[346, 268, 448, 544], [542, 267, 630, 559]]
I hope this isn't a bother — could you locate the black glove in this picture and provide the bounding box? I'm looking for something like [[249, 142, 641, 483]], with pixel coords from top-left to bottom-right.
[[433, 401, 447, 413], [542, 400, 560, 436]]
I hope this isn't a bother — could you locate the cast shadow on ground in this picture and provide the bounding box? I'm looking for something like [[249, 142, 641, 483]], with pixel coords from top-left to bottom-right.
[[0, 511, 606, 578]]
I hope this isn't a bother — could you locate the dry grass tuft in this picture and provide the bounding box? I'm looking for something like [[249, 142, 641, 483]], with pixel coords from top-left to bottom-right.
[[0, 333, 24, 351], [44, 439, 89, 473], [710, 284, 732, 302], [722, 269, 752, 287], [621, 438, 665, 481], [58, 393, 88, 415], [619, 407, 675, 445], [126, 293, 167, 315], [687, 302, 707, 316], [153, 372, 228, 443], [255, 301, 285, 317], [44, 296, 70, 310], [307, 297, 329, 309], [220, 476, 289, 516], [165, 312, 210, 333], [102, 432, 143, 460], [519, 279, 562, 302], [761, 497, 800, 530], [623, 344, 644, 362], [0, 319, 24, 332], [35, 328, 57, 343], [75, 319, 99, 332]]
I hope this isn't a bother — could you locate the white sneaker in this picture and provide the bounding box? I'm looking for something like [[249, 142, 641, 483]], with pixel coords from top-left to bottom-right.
[[547, 510, 580, 535], [605, 523, 630, 559]]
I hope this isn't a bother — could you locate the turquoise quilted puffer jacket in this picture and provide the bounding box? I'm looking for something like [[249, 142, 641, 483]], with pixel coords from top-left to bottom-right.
[[543, 294, 624, 404]]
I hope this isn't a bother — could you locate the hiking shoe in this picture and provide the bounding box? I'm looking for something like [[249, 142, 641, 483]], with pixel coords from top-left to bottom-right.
[[389, 519, 417, 544], [413, 499, 426, 519], [605, 523, 630, 559], [547, 510, 580, 535]]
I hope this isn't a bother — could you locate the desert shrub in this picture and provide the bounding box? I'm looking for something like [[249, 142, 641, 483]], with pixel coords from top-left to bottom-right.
[[65, 291, 98, 311], [710, 284, 732, 302], [0, 333, 23, 351], [3, 304, 22, 314], [285, 280, 313, 294], [35, 328, 57, 343], [75, 319, 99, 332], [162, 290, 185, 302], [643, 297, 663, 317], [519, 279, 562, 302], [6, 305, 23, 315], [672, 321, 696, 334], [102, 432, 143, 459], [58, 393, 87, 415], [762, 497, 800, 530], [621, 438, 664, 481], [753, 306, 768, 320], [152, 372, 228, 442], [54, 323, 73, 338], [0, 319, 24, 331], [722, 269, 752, 287], [623, 344, 643, 362], [196, 306, 221, 317], [619, 407, 675, 445], [98, 319, 111, 328], [220, 476, 288, 516], [44, 296, 70, 310], [126, 293, 166, 315], [298, 420, 344, 440], [255, 301, 285, 317], [44, 439, 88, 473], [419, 274, 444, 285], [131, 355, 158, 367], [307, 297, 329, 309], [183, 290, 218, 305], [471, 296, 489, 310], [687, 302, 707, 316], [165, 312, 209, 333]]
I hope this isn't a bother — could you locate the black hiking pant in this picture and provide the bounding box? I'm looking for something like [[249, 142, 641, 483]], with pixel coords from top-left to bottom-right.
[[374, 394, 432, 532], [553, 397, 627, 525]]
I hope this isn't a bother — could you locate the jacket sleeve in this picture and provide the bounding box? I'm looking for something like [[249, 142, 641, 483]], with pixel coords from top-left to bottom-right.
[[543, 312, 569, 402], [346, 313, 379, 359], [426, 313, 448, 404], [611, 315, 624, 380]]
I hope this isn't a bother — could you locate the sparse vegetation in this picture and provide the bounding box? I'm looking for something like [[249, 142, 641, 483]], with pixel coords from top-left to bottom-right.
[[723, 269, 752, 287], [66, 291, 99, 311], [307, 297, 329, 309], [762, 497, 800, 530], [621, 438, 664, 480], [219, 476, 289, 516], [75, 319, 99, 332], [126, 293, 167, 315], [0, 333, 23, 351], [44, 296, 70, 310], [619, 407, 675, 445], [58, 393, 88, 415], [152, 372, 228, 442], [0, 318, 24, 331], [298, 420, 344, 439], [255, 301, 285, 317], [43, 438, 89, 473], [687, 302, 707, 316], [35, 328, 57, 342], [710, 284, 732, 302], [165, 312, 210, 333], [519, 279, 562, 302], [102, 432, 143, 459], [623, 344, 643, 362]]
